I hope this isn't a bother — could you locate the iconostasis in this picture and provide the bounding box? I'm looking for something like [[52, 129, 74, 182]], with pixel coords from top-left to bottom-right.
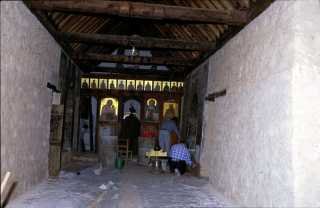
[[81, 76, 184, 139], [81, 77, 184, 92]]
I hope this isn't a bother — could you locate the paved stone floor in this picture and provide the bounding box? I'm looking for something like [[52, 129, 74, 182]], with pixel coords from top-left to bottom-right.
[[7, 163, 227, 208]]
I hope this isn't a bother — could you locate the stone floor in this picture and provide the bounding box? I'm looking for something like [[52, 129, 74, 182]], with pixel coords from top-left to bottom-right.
[[7, 163, 228, 208]]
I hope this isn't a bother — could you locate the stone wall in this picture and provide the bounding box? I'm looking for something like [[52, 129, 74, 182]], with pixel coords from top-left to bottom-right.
[[292, 1, 320, 207], [201, 1, 295, 206], [200, 0, 320, 207], [1, 1, 61, 197]]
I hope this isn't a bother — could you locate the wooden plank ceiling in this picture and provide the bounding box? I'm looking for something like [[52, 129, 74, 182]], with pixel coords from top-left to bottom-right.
[[24, 0, 274, 79]]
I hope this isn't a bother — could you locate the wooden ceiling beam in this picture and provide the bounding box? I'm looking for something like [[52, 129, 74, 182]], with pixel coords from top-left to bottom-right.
[[28, 10, 74, 55], [86, 66, 180, 74], [58, 32, 216, 51], [188, 0, 275, 75], [28, 1, 248, 25], [74, 20, 125, 54], [73, 53, 194, 66], [83, 71, 184, 81]]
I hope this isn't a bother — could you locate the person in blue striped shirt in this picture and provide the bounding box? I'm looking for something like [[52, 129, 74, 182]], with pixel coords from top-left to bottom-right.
[[168, 140, 193, 175]]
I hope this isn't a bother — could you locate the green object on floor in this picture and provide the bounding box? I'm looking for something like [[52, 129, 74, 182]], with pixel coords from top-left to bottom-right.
[[115, 158, 125, 169]]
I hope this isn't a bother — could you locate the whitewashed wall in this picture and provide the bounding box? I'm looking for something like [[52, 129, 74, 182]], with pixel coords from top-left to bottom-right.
[[1, 2, 61, 197], [292, 1, 320, 207], [200, 0, 317, 207], [201, 0, 320, 206]]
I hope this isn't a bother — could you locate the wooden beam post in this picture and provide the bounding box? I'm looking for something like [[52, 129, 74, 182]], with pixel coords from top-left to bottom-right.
[[28, 1, 248, 25], [58, 32, 216, 51], [73, 53, 194, 66], [206, 89, 227, 102]]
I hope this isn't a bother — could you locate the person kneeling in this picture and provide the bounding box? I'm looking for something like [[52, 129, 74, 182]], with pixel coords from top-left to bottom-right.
[[169, 141, 192, 176]]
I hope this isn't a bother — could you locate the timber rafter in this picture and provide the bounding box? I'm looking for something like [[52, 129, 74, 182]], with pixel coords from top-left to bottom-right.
[[27, 1, 248, 25], [73, 53, 194, 67], [24, 0, 276, 77], [58, 32, 216, 51]]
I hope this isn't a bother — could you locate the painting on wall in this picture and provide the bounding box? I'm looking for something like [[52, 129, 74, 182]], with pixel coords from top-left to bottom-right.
[[108, 79, 117, 90], [171, 82, 178, 91], [123, 99, 141, 119], [126, 80, 136, 91], [100, 98, 118, 121], [136, 80, 144, 91], [117, 79, 126, 90], [81, 76, 184, 93], [178, 82, 184, 91], [90, 78, 98, 89], [162, 81, 170, 92], [144, 80, 152, 91], [99, 79, 107, 89], [153, 81, 162, 91], [145, 98, 159, 122], [163, 101, 179, 118], [81, 78, 89, 88]]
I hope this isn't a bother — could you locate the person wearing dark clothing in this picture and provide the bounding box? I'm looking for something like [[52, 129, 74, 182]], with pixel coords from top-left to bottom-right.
[[168, 158, 187, 175], [121, 106, 141, 155]]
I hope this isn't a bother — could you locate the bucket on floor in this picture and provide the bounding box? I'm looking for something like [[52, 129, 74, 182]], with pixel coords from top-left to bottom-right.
[[115, 158, 125, 169]]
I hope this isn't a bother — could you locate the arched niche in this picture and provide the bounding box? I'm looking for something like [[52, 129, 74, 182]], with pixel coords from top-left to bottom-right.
[[123, 99, 141, 119]]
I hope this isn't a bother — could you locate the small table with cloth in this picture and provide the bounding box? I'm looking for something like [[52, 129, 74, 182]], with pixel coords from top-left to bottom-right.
[[145, 149, 167, 173]]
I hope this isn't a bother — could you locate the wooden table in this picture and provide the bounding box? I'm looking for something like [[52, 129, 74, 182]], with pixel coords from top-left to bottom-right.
[[145, 150, 168, 173]]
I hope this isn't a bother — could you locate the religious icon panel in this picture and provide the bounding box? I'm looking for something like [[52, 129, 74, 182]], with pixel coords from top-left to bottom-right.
[[171, 82, 178, 92], [81, 78, 89, 88], [123, 99, 141, 119], [136, 80, 144, 91], [81, 76, 184, 93], [117, 79, 126, 90], [178, 82, 184, 91], [126, 80, 136, 91], [99, 79, 107, 89], [163, 101, 179, 118], [90, 78, 98, 89], [100, 98, 118, 121], [153, 81, 162, 91], [162, 81, 170, 92], [145, 98, 159, 122], [144, 80, 152, 91], [108, 79, 117, 90]]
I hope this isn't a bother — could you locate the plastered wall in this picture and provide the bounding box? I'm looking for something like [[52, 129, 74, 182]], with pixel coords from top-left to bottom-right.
[[201, 1, 295, 207], [1, 1, 61, 197], [200, 0, 320, 207], [291, 1, 320, 207]]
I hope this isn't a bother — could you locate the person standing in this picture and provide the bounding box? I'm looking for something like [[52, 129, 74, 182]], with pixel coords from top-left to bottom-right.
[[158, 112, 180, 154], [121, 106, 141, 155]]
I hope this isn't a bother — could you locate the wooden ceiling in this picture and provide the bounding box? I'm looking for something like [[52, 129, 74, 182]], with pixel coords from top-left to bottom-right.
[[24, 0, 274, 79]]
